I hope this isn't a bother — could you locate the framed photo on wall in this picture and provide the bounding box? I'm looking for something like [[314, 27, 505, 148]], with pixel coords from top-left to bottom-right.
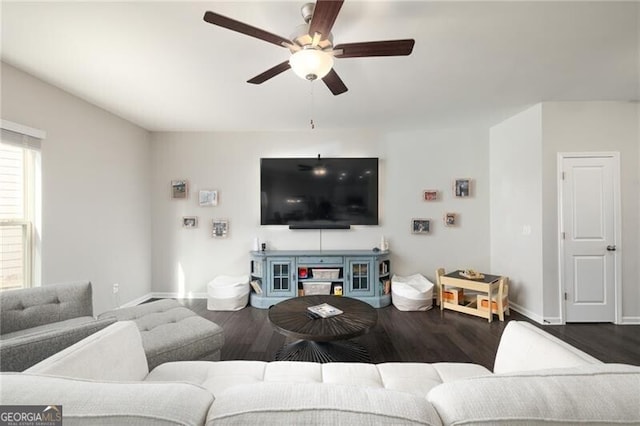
[[454, 178, 471, 197], [182, 216, 198, 228], [199, 190, 218, 206], [444, 212, 457, 227], [411, 218, 430, 234], [212, 219, 229, 238], [423, 190, 438, 201], [171, 180, 188, 199]]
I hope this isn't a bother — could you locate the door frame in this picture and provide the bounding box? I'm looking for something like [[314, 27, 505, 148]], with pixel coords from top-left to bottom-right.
[[557, 152, 622, 324]]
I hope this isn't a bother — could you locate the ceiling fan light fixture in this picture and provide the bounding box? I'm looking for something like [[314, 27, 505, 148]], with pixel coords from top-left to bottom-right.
[[289, 48, 334, 81]]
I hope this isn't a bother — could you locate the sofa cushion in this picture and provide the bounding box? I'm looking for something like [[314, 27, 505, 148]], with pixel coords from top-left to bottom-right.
[[99, 299, 225, 369], [146, 360, 491, 398], [427, 364, 640, 425], [26, 321, 149, 381], [0, 317, 116, 372], [376, 362, 491, 396], [0, 373, 214, 426], [1, 316, 96, 340], [494, 321, 601, 374], [207, 382, 443, 426], [0, 281, 93, 334]]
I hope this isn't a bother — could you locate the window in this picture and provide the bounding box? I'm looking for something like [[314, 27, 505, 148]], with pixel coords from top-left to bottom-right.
[[0, 121, 43, 291]]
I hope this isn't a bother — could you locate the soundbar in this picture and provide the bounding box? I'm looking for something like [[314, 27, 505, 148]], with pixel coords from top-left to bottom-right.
[[289, 224, 351, 230]]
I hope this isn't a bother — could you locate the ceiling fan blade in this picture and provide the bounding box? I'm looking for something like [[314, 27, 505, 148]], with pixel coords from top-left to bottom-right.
[[247, 61, 291, 84], [308, 0, 344, 40], [334, 39, 415, 58], [203, 11, 291, 48], [322, 69, 348, 96]]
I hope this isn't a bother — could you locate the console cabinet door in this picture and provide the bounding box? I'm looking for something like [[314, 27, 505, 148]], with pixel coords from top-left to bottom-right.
[[266, 257, 296, 297], [345, 258, 375, 297]]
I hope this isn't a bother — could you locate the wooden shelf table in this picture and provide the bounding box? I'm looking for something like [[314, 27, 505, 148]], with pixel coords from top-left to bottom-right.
[[439, 270, 506, 322]]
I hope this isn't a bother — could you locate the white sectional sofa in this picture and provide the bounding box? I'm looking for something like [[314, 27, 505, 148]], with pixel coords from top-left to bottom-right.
[[1, 320, 638, 425]]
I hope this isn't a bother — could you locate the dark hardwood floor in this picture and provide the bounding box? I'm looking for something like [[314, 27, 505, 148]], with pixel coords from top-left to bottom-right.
[[177, 299, 640, 371]]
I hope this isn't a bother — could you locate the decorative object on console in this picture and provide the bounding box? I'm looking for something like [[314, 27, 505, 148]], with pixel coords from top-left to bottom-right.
[[182, 216, 198, 228], [444, 212, 457, 227], [312, 269, 340, 280], [199, 190, 218, 206], [411, 218, 430, 234], [212, 219, 229, 238], [303, 282, 332, 295], [423, 190, 438, 201], [298, 267, 308, 278], [454, 178, 471, 197], [171, 180, 188, 199], [379, 235, 389, 251]]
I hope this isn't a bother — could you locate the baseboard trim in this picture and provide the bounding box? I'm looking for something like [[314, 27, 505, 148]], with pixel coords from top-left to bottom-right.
[[149, 292, 208, 300], [116, 292, 207, 309], [120, 293, 154, 308], [541, 317, 563, 325], [508, 302, 546, 325], [620, 316, 640, 325]]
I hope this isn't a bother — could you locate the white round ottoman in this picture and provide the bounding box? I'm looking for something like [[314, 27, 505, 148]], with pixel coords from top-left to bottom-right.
[[207, 275, 250, 311]]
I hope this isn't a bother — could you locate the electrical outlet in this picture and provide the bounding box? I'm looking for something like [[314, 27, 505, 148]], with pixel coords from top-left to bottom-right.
[[113, 283, 119, 294]]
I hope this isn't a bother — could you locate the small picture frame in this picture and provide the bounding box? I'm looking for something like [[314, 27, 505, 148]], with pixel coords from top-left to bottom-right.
[[411, 218, 430, 234], [423, 190, 438, 201], [212, 219, 229, 238], [199, 190, 218, 207], [454, 178, 471, 198], [444, 212, 457, 227], [182, 216, 198, 228], [171, 180, 188, 199]]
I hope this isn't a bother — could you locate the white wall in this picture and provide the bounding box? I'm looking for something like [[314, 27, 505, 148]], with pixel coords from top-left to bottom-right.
[[150, 128, 490, 295], [490, 101, 639, 324], [541, 102, 639, 323], [1, 62, 152, 314], [489, 104, 544, 322]]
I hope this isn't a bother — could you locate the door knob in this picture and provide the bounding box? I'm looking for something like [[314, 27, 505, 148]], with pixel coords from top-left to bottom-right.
[[606, 245, 617, 252]]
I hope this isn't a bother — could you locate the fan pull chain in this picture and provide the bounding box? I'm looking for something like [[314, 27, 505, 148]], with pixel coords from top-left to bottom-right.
[[309, 80, 316, 130]]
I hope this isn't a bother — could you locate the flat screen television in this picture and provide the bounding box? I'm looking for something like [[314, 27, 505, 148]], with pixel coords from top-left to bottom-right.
[[260, 157, 379, 228]]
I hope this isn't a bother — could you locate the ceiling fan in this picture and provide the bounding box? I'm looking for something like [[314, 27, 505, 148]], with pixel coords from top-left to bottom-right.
[[203, 0, 415, 96]]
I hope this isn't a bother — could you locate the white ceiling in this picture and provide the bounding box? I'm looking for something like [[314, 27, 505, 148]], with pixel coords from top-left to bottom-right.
[[1, 1, 638, 132]]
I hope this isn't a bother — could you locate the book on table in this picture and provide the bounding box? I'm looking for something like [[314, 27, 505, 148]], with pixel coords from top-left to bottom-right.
[[307, 303, 343, 318]]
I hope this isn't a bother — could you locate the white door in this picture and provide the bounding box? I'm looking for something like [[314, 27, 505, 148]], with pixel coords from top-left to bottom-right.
[[560, 155, 619, 323]]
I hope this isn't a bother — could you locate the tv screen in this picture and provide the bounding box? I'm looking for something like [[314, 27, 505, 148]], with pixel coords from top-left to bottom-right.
[[260, 157, 379, 227]]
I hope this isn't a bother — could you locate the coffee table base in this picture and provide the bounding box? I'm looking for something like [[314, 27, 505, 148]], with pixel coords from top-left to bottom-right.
[[275, 340, 371, 363]]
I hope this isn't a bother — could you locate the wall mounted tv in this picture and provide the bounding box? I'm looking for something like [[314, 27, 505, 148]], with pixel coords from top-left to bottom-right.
[[260, 157, 379, 228]]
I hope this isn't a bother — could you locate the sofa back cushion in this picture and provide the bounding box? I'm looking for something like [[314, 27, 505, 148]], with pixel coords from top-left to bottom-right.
[[208, 382, 443, 426], [427, 364, 640, 425], [493, 321, 601, 374], [0, 281, 93, 335], [0, 373, 214, 426], [26, 321, 149, 381]]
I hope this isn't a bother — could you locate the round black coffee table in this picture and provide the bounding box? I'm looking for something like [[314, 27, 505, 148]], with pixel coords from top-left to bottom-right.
[[268, 295, 378, 363]]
